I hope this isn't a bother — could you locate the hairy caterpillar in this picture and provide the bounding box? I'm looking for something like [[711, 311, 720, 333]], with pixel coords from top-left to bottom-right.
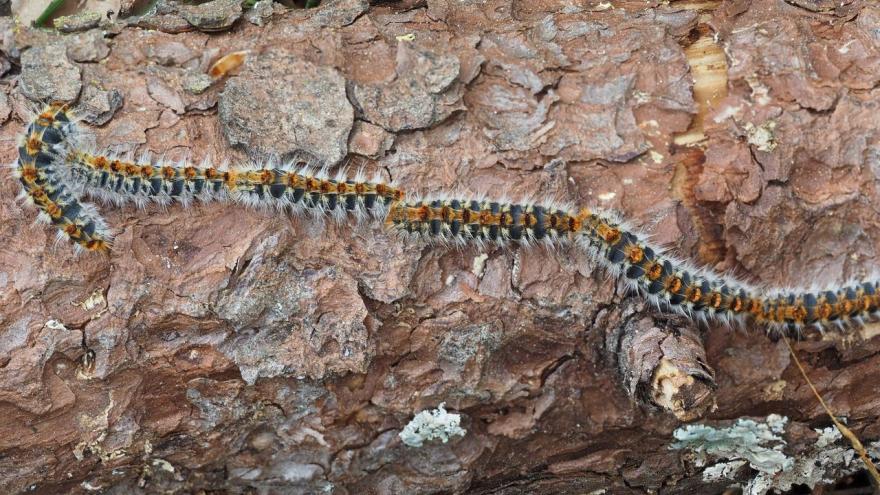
[[388, 198, 880, 333], [12, 104, 880, 337], [13, 104, 404, 253], [13, 105, 113, 252], [65, 148, 403, 221]]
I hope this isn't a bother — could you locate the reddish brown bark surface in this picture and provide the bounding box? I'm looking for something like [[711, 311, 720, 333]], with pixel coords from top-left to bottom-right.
[[1, 0, 880, 493]]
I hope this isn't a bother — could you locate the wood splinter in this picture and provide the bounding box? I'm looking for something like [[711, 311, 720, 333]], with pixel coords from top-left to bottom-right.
[[610, 301, 717, 421]]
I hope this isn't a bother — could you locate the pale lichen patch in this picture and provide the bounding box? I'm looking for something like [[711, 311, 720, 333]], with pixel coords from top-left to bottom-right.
[[672, 415, 880, 494], [744, 121, 777, 152], [399, 403, 466, 448]]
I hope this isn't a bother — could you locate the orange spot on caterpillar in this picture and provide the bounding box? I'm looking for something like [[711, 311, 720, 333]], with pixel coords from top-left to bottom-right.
[[413, 205, 430, 222], [576, 208, 593, 220], [29, 186, 48, 202], [791, 305, 808, 323], [462, 208, 473, 224], [440, 205, 452, 222], [44, 201, 63, 219], [684, 285, 702, 303], [708, 292, 723, 309], [645, 262, 663, 281], [184, 167, 198, 180], [26, 134, 42, 156], [502, 212, 514, 227], [36, 108, 57, 127], [262, 170, 275, 185], [626, 245, 644, 264], [247, 169, 272, 185], [20, 164, 38, 183], [444, 207, 457, 221], [94, 156, 110, 170], [305, 177, 320, 192], [818, 302, 833, 320], [126, 163, 141, 176], [731, 296, 744, 313], [162, 166, 176, 180], [428, 207, 444, 221], [841, 298, 855, 316], [374, 183, 404, 201], [665, 276, 683, 294], [41, 102, 69, 119], [772, 304, 786, 323], [141, 165, 155, 177], [479, 210, 500, 226], [597, 223, 621, 244], [287, 173, 302, 188], [224, 170, 238, 188], [568, 212, 587, 232], [747, 298, 763, 317], [85, 239, 109, 253], [386, 202, 406, 225]]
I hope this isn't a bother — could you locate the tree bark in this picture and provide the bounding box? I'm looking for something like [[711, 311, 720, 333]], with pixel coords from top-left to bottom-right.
[[1, 0, 880, 493]]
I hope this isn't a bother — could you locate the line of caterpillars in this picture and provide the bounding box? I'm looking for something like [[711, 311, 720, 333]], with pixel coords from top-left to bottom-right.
[[67, 147, 406, 214], [13, 104, 880, 335], [15, 105, 110, 251]]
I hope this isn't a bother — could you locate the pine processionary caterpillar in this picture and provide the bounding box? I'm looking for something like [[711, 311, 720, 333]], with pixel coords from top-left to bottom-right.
[[12, 104, 880, 338], [65, 148, 404, 220], [13, 105, 113, 253], [13, 104, 404, 252], [388, 198, 880, 334]]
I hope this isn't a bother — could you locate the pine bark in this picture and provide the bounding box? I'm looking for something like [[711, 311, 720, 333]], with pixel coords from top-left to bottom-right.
[[1, 0, 879, 493]]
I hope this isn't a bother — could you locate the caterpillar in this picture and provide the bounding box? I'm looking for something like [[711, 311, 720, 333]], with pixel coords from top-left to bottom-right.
[[13, 103, 404, 254], [13, 104, 113, 252], [387, 198, 880, 334], [65, 147, 404, 221], [12, 104, 880, 337]]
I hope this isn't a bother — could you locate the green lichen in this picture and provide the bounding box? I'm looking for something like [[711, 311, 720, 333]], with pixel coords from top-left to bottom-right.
[[672, 415, 880, 495], [52, 11, 102, 32], [671, 414, 791, 475]]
